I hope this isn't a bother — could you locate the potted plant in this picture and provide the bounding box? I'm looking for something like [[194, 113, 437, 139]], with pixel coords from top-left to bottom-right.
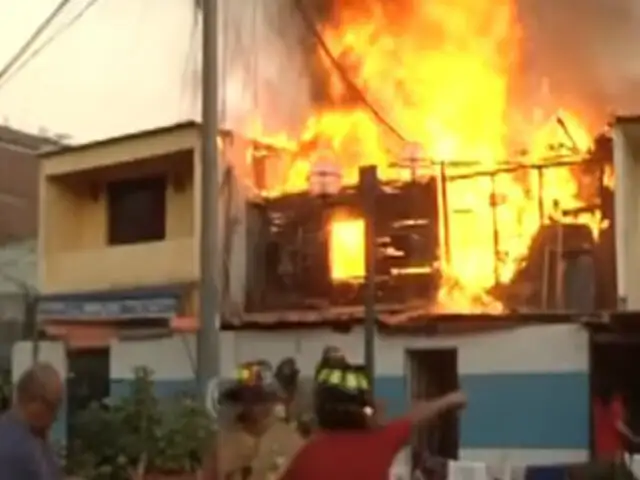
[[67, 367, 212, 480], [146, 394, 213, 479]]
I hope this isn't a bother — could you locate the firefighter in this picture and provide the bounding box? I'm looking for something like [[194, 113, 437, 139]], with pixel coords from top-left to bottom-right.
[[215, 360, 304, 480], [278, 358, 466, 480], [274, 356, 317, 438]]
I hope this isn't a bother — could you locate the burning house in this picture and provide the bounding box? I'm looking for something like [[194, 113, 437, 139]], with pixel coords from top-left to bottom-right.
[[214, 0, 628, 465], [243, 132, 615, 316], [246, 160, 441, 310], [227, 135, 618, 472], [224, 0, 622, 319]]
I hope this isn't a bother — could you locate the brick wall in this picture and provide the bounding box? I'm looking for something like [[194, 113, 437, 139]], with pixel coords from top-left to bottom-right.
[[0, 127, 58, 243]]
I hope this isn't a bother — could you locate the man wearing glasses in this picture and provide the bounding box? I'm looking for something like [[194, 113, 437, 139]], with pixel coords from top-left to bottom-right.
[[0, 362, 63, 479]]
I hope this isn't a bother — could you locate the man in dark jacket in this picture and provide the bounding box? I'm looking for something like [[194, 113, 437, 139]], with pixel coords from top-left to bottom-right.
[[0, 362, 63, 479]]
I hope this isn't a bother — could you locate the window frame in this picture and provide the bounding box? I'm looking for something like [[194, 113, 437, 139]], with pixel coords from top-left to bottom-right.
[[106, 175, 167, 245]]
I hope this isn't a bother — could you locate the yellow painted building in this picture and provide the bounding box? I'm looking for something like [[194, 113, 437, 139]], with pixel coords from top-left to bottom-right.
[[37, 122, 250, 345]]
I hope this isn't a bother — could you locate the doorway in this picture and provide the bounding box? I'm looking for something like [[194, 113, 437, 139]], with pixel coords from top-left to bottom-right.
[[591, 336, 640, 455], [66, 348, 110, 459], [407, 348, 459, 462]]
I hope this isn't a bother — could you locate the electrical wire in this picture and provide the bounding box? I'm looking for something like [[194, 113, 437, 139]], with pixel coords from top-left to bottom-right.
[[293, 0, 407, 143], [0, 0, 101, 91], [0, 0, 73, 85]]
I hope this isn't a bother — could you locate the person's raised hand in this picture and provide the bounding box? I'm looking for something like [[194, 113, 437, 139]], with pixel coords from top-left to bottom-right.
[[443, 390, 467, 410]]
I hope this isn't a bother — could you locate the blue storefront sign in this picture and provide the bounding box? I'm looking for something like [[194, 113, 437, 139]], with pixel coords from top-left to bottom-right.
[[37, 287, 183, 321]]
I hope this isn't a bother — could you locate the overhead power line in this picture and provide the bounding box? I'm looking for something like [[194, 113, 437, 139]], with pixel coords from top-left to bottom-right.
[[292, 0, 407, 143], [0, 0, 101, 91], [0, 0, 73, 85]]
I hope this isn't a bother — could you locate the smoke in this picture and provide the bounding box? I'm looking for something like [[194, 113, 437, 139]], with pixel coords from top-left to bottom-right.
[[516, 0, 640, 123], [217, 0, 314, 136], [307, 0, 640, 131], [209, 0, 640, 138]]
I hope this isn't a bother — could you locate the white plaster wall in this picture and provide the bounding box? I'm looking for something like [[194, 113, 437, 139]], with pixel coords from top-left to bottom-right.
[[111, 323, 588, 379], [12, 340, 67, 381], [230, 323, 588, 375], [110, 333, 237, 380], [613, 123, 640, 310]]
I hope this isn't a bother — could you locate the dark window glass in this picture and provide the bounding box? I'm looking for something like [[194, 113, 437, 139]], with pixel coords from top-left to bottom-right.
[[107, 176, 166, 245]]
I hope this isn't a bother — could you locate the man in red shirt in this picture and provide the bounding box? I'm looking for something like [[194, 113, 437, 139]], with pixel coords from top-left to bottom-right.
[[279, 359, 467, 480], [593, 387, 638, 461]]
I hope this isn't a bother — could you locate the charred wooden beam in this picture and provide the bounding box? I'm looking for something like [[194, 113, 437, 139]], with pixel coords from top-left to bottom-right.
[[248, 177, 442, 311]]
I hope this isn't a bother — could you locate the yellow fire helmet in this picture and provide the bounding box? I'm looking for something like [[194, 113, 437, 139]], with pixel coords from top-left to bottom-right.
[[220, 360, 278, 404], [314, 361, 374, 424], [315, 365, 370, 395]]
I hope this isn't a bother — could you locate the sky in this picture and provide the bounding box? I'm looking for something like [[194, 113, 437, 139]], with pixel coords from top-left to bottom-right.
[[0, 0, 197, 142], [0, 0, 313, 144], [2, 0, 640, 144]]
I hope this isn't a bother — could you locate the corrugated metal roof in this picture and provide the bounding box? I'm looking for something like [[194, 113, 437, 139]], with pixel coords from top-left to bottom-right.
[[0, 239, 36, 293], [0, 125, 59, 152], [239, 304, 405, 328], [236, 305, 591, 330]]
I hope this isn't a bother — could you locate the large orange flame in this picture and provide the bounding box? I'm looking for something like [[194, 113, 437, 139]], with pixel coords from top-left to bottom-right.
[[248, 0, 600, 312]]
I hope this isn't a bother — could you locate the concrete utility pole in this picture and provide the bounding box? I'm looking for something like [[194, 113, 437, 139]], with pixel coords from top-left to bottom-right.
[[197, 0, 220, 419]]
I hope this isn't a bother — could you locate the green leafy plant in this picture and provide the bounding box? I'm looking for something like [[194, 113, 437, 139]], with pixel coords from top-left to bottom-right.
[[152, 395, 213, 474], [67, 367, 212, 480]]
